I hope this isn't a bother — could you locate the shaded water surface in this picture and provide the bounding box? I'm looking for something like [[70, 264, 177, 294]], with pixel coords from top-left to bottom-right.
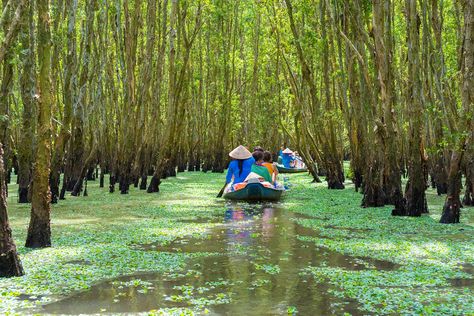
[[43, 205, 396, 315]]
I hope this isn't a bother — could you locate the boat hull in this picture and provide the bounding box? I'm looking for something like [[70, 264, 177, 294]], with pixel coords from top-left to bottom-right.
[[276, 165, 308, 173], [223, 183, 284, 201]]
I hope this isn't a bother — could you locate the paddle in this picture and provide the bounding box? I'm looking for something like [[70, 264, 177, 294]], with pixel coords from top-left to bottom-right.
[[216, 182, 227, 198]]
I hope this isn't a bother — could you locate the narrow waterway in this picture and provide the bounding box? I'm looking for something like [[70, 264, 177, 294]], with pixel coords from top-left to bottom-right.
[[43, 204, 397, 315]]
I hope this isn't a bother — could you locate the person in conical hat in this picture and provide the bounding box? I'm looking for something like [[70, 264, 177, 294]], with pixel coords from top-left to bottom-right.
[[226, 145, 255, 185], [229, 145, 252, 160], [281, 148, 295, 168]]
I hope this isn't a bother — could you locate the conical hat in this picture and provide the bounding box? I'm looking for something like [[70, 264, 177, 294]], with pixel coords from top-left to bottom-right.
[[282, 148, 293, 154], [229, 145, 252, 160]]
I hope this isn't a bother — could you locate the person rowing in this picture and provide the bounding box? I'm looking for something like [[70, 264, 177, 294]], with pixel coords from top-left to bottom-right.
[[217, 145, 255, 197]]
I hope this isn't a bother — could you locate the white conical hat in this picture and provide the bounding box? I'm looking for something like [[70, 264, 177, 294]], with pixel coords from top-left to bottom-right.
[[229, 145, 252, 159], [282, 148, 293, 154]]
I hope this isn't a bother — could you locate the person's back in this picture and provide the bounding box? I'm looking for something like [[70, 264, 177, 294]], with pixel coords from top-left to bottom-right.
[[262, 151, 278, 183], [251, 151, 272, 183], [226, 146, 255, 184], [251, 164, 272, 183], [227, 157, 255, 184], [278, 146, 284, 157], [281, 150, 295, 168], [262, 162, 274, 176]]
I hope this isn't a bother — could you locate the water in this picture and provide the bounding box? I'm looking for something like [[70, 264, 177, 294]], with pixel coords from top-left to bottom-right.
[[42, 204, 397, 315]]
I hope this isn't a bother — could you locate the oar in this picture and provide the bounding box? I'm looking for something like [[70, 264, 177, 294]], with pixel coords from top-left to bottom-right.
[[216, 182, 227, 198]]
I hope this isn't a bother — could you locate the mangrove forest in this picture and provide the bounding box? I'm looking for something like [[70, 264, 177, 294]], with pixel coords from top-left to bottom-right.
[[0, 0, 473, 314]]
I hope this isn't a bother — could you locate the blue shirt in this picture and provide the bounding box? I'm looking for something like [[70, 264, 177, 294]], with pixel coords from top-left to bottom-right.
[[282, 153, 294, 168], [226, 157, 255, 183]]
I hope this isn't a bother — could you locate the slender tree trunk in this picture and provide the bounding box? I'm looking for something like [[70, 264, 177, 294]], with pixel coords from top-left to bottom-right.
[[440, 0, 474, 223], [372, 0, 405, 214], [463, 155, 474, 206], [148, 0, 178, 193], [50, 0, 77, 203], [0, 0, 15, 187], [404, 0, 428, 216], [0, 144, 23, 277], [71, 142, 97, 196], [321, 0, 344, 190], [17, 0, 36, 203], [63, 0, 93, 193], [440, 151, 463, 223], [25, 0, 53, 248]]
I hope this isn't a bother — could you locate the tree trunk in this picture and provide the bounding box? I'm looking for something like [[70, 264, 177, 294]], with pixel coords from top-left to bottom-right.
[[362, 159, 386, 207], [440, 0, 474, 223], [326, 160, 345, 189], [440, 151, 463, 223], [147, 175, 160, 193], [0, 0, 15, 189], [99, 167, 105, 188], [71, 142, 98, 196], [404, 0, 428, 216], [25, 0, 53, 248], [17, 0, 36, 204], [432, 153, 449, 195], [463, 155, 474, 206], [139, 175, 147, 190], [63, 0, 94, 193], [49, 0, 77, 204], [371, 0, 406, 214], [0, 144, 24, 277], [109, 173, 116, 193]]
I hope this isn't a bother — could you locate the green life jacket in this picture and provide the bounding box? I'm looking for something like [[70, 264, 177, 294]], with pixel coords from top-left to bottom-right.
[[251, 164, 272, 183]]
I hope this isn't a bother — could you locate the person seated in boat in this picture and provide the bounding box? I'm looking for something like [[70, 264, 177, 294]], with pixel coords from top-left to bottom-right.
[[281, 148, 295, 168], [277, 145, 285, 164], [278, 145, 284, 157], [250, 151, 272, 183], [254, 146, 264, 153], [293, 151, 305, 168], [225, 145, 255, 187], [262, 151, 279, 183]]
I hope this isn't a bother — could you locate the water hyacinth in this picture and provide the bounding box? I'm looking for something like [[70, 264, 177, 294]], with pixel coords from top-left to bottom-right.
[[0, 172, 472, 315]]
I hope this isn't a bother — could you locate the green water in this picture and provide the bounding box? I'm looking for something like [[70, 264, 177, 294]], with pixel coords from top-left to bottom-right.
[[42, 204, 398, 315]]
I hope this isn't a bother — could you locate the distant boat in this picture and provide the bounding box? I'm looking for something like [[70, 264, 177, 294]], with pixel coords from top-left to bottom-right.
[[276, 164, 308, 173], [223, 180, 284, 202]]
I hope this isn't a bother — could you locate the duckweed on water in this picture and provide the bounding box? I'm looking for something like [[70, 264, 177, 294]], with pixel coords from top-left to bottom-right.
[[254, 263, 281, 275], [288, 173, 474, 315], [1, 173, 224, 314], [0, 172, 473, 315]]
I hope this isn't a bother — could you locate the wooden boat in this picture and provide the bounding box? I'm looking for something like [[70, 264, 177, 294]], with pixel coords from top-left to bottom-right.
[[223, 181, 284, 202], [276, 164, 308, 173]]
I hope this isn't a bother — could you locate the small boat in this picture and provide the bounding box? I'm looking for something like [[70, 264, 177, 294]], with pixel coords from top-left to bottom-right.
[[277, 164, 308, 173], [223, 180, 284, 202]]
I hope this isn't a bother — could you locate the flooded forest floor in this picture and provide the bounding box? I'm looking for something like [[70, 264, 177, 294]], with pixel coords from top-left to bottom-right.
[[0, 172, 473, 315]]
